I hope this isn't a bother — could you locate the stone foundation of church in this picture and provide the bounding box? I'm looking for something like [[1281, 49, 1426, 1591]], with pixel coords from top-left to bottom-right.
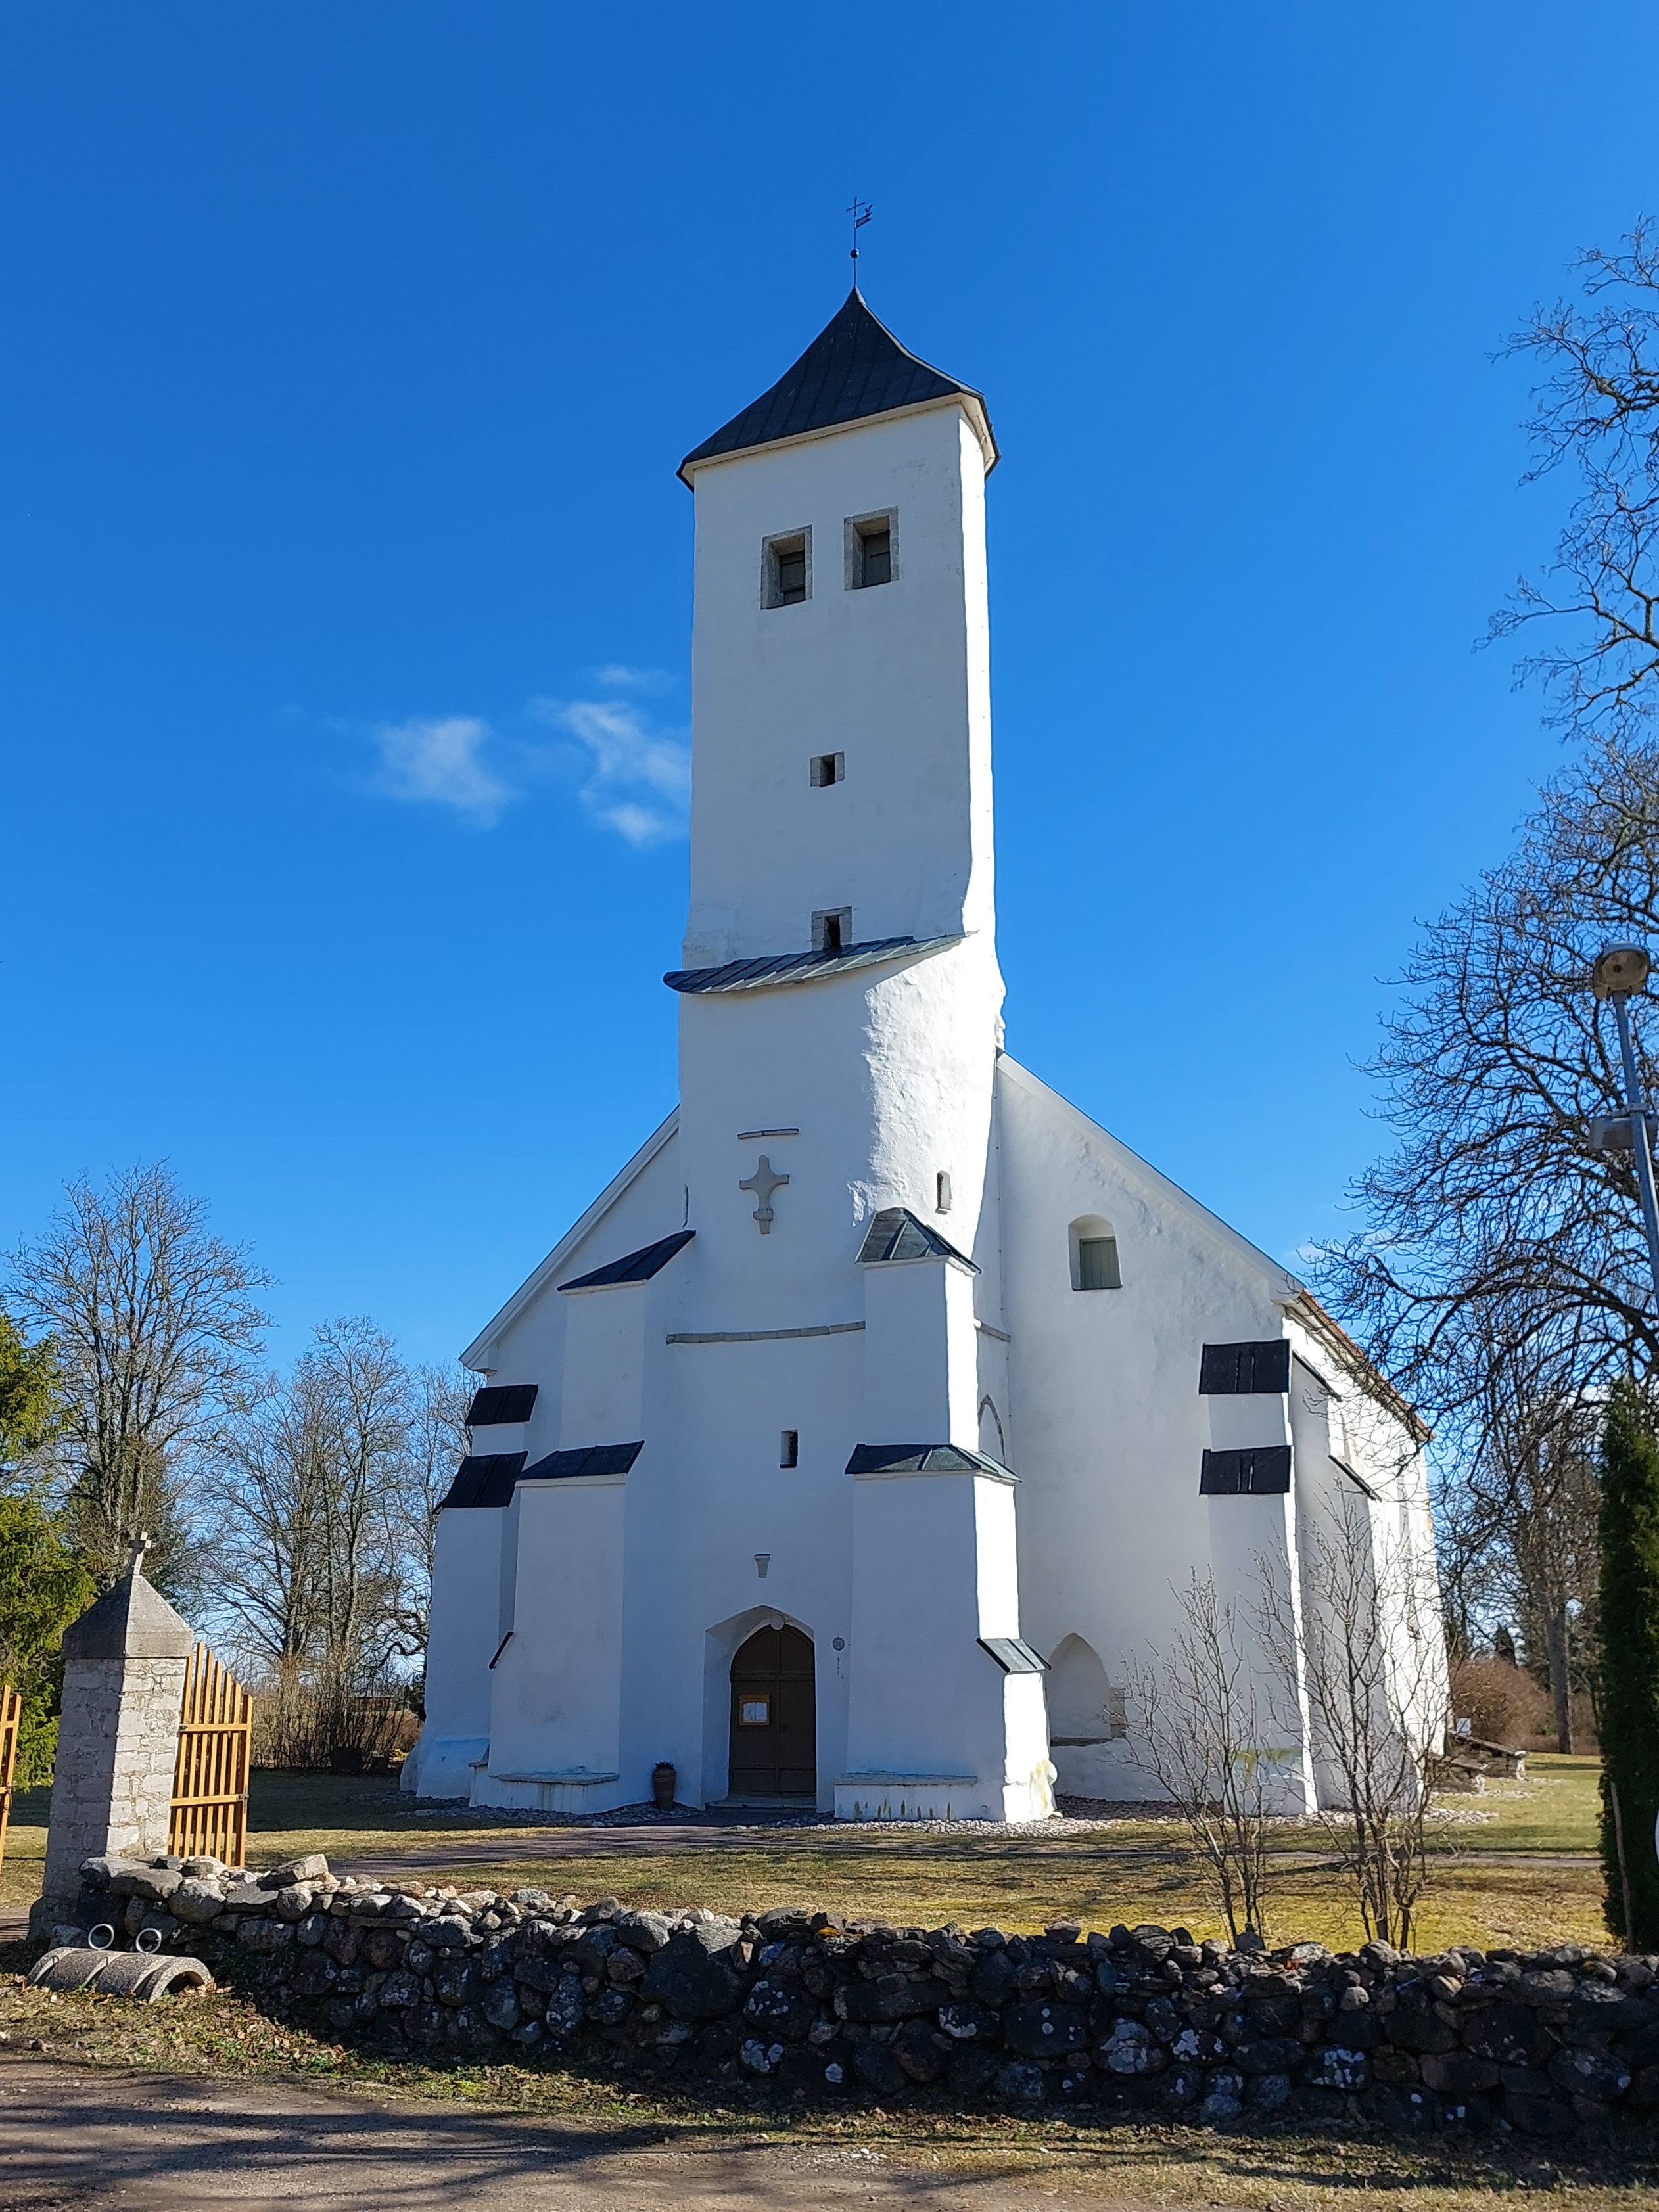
[[52, 1853, 1659, 2140]]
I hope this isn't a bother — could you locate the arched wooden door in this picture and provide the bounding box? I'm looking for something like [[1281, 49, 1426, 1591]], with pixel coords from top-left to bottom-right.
[[728, 1625, 816, 1799]]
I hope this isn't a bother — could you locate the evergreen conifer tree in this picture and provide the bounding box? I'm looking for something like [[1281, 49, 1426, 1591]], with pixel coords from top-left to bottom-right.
[[1598, 1379, 1659, 1947]]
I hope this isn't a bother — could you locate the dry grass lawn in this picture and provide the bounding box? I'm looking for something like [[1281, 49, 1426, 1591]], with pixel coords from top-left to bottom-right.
[[4, 1755, 1607, 1952]]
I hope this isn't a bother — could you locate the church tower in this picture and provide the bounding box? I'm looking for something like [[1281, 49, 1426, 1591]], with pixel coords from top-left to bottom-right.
[[670, 291, 1051, 1820]]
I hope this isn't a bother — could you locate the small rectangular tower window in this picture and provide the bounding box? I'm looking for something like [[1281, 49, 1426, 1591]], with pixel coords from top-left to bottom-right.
[[809, 752, 845, 787], [846, 509, 897, 589], [935, 1172, 952, 1213], [779, 1429, 799, 1468], [763, 529, 810, 609], [812, 908, 851, 954]]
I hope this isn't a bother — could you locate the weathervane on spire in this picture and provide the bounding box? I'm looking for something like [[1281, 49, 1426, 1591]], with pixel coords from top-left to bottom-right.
[[847, 197, 872, 287]]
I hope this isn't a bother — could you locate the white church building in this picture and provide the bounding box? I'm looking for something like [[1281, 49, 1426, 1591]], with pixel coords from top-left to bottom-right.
[[407, 289, 1443, 1821]]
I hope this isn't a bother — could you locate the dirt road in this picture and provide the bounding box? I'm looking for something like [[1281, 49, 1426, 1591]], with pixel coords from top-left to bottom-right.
[[0, 2059, 1177, 2211]]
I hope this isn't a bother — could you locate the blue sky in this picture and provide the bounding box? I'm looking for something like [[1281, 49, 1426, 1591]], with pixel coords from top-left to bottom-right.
[[1, 5, 1648, 1368]]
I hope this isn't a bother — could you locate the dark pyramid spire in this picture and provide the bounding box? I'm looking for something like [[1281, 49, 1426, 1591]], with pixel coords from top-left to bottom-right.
[[679, 288, 995, 486]]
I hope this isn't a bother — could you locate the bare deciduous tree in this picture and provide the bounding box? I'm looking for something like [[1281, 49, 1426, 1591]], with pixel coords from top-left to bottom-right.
[[6, 1163, 270, 1590], [213, 1319, 415, 1692], [1259, 1498, 1445, 1951], [1125, 1575, 1283, 1944], [1493, 221, 1659, 743], [385, 1363, 474, 1681], [210, 1372, 335, 1663], [1315, 740, 1659, 1673]]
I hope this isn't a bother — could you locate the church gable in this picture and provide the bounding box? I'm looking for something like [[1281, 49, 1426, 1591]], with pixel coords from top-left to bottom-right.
[[993, 1054, 1301, 1316], [461, 1109, 683, 1400]]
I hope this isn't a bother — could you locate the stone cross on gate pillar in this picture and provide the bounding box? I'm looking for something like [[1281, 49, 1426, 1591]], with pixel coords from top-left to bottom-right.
[[34, 1563, 195, 1943], [739, 1154, 789, 1234]]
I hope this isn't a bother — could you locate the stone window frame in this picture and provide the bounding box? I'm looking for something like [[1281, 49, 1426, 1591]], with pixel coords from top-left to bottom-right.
[[845, 506, 899, 591], [762, 526, 812, 610]]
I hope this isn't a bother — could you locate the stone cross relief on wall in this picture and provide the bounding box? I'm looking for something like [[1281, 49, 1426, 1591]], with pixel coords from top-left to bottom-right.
[[738, 1155, 789, 1233]]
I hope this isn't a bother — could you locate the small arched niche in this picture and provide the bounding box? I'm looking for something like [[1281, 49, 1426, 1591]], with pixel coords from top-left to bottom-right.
[[978, 1394, 1006, 1463], [1069, 1214, 1122, 1291], [1046, 1634, 1115, 1743]]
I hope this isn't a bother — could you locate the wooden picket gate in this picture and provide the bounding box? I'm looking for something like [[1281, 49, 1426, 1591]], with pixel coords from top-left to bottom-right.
[[168, 1644, 252, 1867], [0, 1684, 20, 1871]]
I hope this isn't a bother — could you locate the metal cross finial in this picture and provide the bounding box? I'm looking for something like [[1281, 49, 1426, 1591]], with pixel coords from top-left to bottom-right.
[[128, 1530, 152, 1578], [847, 197, 872, 286], [739, 1154, 789, 1235]]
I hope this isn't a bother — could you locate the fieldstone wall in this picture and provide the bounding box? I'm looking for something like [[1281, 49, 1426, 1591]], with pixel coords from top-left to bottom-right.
[[39, 1656, 188, 1916], [59, 1852, 1659, 2140]]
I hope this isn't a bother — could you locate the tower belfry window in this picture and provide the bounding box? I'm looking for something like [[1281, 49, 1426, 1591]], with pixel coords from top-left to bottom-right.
[[764, 530, 810, 608], [812, 908, 851, 954], [847, 509, 897, 590]]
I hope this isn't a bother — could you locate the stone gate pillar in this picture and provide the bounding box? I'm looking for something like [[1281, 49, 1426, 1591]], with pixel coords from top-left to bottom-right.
[[34, 1566, 195, 1939]]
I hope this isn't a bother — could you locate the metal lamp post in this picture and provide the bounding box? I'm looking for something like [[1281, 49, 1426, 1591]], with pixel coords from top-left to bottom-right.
[[1591, 942, 1659, 1304]]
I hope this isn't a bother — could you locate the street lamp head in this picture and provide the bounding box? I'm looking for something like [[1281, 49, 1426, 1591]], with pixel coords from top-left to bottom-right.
[[1592, 944, 1652, 1000]]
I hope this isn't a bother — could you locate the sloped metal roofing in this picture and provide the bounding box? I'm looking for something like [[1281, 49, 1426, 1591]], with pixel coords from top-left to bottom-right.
[[845, 1442, 1016, 1479], [560, 1230, 695, 1291], [438, 1451, 527, 1510], [856, 1206, 976, 1270], [521, 1440, 644, 1482], [665, 935, 959, 996], [979, 1636, 1048, 1674], [465, 1383, 539, 1427], [678, 288, 995, 485]]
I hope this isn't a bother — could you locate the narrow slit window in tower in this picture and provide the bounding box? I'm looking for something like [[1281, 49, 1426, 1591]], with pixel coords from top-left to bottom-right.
[[812, 908, 851, 954], [779, 1429, 799, 1468], [935, 1171, 952, 1213], [809, 752, 845, 787]]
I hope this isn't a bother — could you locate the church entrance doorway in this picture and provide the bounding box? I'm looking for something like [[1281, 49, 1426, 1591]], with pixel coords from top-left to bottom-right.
[[728, 1625, 815, 1800]]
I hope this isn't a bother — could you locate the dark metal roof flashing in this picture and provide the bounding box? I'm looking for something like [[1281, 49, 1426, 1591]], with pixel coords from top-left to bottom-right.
[[856, 1207, 977, 1271], [559, 1230, 695, 1292], [522, 1440, 644, 1482], [439, 1452, 528, 1511], [1198, 1446, 1292, 1497], [678, 288, 996, 487], [465, 1383, 539, 1427], [440, 1440, 646, 1508], [665, 936, 959, 996], [845, 1442, 1014, 1480]]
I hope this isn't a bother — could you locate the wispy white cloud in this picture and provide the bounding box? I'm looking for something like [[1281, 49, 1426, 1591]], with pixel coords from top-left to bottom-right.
[[371, 715, 514, 825], [592, 663, 677, 696], [529, 695, 690, 848]]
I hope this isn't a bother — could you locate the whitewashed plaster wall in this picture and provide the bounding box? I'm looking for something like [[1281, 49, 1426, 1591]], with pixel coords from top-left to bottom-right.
[[839, 1465, 1050, 1821], [683, 402, 994, 965], [478, 1471, 628, 1810], [411, 1512, 503, 1796], [993, 1054, 1312, 1803], [674, 904, 1005, 1322]]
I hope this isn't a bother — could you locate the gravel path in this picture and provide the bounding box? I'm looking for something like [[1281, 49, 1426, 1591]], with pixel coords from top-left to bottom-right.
[[0, 2057, 1165, 2210]]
